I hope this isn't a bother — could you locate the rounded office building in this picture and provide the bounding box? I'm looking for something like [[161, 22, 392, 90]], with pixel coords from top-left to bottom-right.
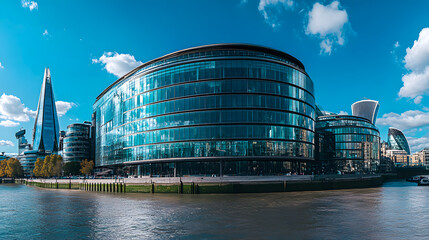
[[63, 123, 92, 162], [94, 44, 315, 177], [315, 115, 380, 174]]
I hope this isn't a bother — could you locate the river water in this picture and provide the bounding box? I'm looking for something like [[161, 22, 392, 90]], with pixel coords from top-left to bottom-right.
[[0, 181, 427, 240]]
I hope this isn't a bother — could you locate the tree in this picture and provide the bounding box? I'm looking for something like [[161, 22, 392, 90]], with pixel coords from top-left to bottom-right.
[[41, 155, 51, 177], [0, 160, 7, 177], [33, 158, 44, 177], [80, 159, 94, 176], [63, 162, 81, 176], [52, 155, 63, 177], [5, 158, 23, 178]]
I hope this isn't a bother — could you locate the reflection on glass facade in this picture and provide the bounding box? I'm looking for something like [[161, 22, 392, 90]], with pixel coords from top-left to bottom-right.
[[32, 68, 60, 153], [351, 99, 380, 124], [316, 115, 380, 173], [93, 44, 316, 176], [19, 150, 46, 176], [388, 127, 410, 154], [63, 123, 92, 162]]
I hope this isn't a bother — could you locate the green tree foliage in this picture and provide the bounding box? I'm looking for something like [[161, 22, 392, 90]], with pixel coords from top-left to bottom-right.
[[80, 159, 94, 176], [53, 155, 63, 177], [34, 155, 63, 178], [63, 162, 81, 176], [41, 155, 51, 177], [0, 158, 23, 178], [0, 160, 7, 177], [33, 158, 44, 177]]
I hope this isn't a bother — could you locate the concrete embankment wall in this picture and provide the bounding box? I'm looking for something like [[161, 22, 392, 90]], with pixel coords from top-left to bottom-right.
[[19, 175, 385, 194], [1, 178, 15, 184]]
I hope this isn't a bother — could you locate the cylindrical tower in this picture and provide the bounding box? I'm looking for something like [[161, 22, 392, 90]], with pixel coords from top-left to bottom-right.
[[63, 123, 91, 162], [316, 115, 380, 173]]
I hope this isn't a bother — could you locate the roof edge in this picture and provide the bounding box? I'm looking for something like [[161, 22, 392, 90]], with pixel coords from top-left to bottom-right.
[[94, 43, 306, 103]]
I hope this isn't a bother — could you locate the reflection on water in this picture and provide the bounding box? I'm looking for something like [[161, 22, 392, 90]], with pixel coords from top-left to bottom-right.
[[0, 181, 427, 240]]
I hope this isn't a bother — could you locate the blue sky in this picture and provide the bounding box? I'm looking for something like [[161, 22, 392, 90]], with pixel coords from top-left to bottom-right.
[[1, 0, 429, 154]]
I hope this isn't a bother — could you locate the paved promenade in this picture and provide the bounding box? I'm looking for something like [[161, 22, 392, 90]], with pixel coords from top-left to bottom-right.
[[24, 174, 383, 184]]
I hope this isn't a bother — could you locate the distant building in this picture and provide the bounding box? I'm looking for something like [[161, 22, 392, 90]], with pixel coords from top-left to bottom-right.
[[18, 67, 61, 176], [410, 152, 422, 166], [316, 115, 380, 173], [32, 67, 60, 154], [351, 99, 380, 124], [15, 129, 31, 155], [411, 148, 429, 167], [388, 127, 410, 154], [386, 149, 409, 167], [58, 131, 66, 156], [63, 122, 92, 163], [0, 152, 8, 161], [379, 141, 394, 172]]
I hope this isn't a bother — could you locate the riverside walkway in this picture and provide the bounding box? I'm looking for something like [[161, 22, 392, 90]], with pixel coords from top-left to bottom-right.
[[19, 174, 387, 194]]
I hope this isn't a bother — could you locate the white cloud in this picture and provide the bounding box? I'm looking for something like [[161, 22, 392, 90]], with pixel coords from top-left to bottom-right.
[[0, 94, 35, 122], [92, 52, 142, 78], [258, 0, 294, 28], [399, 67, 429, 100], [320, 39, 333, 55], [55, 101, 76, 117], [338, 110, 348, 115], [21, 0, 38, 11], [0, 120, 20, 127], [0, 140, 14, 147], [408, 136, 429, 153], [394, 41, 400, 48], [306, 1, 349, 54], [414, 95, 423, 104], [43, 29, 49, 36], [377, 110, 429, 130], [404, 28, 429, 72], [399, 28, 429, 103], [0, 62, 3, 69]]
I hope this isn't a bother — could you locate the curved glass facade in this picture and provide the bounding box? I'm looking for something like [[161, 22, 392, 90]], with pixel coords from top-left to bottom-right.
[[93, 44, 315, 176], [388, 127, 410, 154], [63, 123, 91, 162], [316, 115, 380, 173], [351, 99, 380, 124]]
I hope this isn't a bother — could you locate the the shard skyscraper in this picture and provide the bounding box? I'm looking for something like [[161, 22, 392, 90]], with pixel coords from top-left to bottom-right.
[[32, 67, 60, 153]]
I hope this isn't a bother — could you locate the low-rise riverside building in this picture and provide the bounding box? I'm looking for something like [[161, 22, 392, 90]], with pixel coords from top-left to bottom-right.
[[386, 149, 409, 167], [315, 115, 380, 174]]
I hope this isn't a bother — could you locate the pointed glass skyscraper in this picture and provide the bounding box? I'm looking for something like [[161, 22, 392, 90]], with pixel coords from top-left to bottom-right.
[[32, 67, 60, 153]]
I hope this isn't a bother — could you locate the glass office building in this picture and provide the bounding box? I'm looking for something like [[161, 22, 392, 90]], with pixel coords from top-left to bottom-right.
[[32, 67, 60, 153], [388, 127, 410, 154], [351, 99, 380, 124], [63, 123, 92, 163], [94, 44, 316, 176], [17, 68, 60, 176], [316, 115, 380, 173]]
